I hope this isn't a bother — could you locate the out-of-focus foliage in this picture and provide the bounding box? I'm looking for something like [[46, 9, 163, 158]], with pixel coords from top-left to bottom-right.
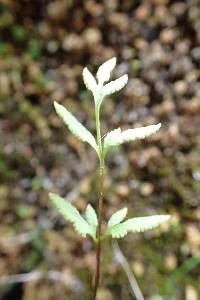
[[0, 0, 199, 299]]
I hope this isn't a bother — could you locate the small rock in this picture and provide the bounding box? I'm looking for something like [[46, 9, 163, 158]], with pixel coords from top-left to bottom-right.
[[174, 80, 188, 96], [82, 28, 102, 46], [160, 28, 177, 44], [62, 34, 84, 51], [131, 261, 144, 277], [134, 5, 150, 21], [108, 13, 129, 31], [47, 1, 68, 20], [185, 285, 198, 300], [80, 178, 91, 194], [97, 289, 113, 300], [164, 254, 177, 270], [191, 47, 200, 61], [115, 184, 130, 198], [140, 182, 154, 196], [186, 224, 200, 247]]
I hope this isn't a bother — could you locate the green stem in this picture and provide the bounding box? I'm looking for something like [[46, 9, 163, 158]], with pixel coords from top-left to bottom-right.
[[95, 105, 102, 151], [93, 104, 105, 299]]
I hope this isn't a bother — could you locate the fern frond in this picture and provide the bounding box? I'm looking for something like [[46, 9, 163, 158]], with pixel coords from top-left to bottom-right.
[[54, 102, 98, 154], [104, 123, 161, 153], [49, 193, 95, 239], [106, 215, 171, 239], [85, 204, 98, 227], [103, 74, 128, 96], [121, 124, 161, 142], [82, 67, 97, 94]]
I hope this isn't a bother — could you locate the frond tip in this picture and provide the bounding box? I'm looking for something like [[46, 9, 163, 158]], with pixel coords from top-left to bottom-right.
[[82, 67, 97, 94], [96, 57, 117, 85], [107, 207, 128, 228]]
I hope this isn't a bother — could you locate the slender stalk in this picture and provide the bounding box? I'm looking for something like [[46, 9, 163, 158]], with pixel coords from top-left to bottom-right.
[[93, 158, 104, 299], [93, 104, 105, 299], [95, 105, 102, 150]]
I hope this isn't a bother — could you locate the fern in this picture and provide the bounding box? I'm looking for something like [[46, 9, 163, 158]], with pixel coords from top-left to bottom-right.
[[50, 57, 172, 298]]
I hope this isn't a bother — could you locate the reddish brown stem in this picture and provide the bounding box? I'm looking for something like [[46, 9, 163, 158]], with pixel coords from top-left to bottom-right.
[[93, 162, 104, 300]]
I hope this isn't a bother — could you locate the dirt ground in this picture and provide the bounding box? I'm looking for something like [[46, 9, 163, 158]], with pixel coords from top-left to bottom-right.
[[0, 0, 199, 299]]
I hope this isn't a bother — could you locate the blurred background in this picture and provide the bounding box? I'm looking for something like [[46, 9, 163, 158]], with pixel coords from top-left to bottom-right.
[[0, 0, 200, 299]]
